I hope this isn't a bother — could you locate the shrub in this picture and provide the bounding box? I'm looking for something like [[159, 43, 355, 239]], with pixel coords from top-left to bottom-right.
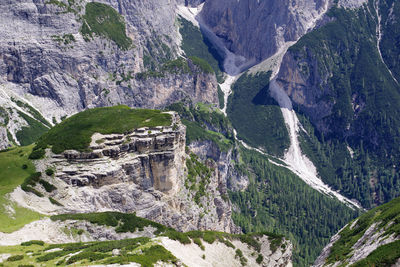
[[22, 164, 28, 169], [28, 147, 45, 159], [193, 238, 205, 250], [256, 254, 263, 264], [163, 229, 191, 244], [39, 179, 57, 192], [7, 255, 23, 261], [45, 168, 54, 176], [203, 232, 217, 244], [21, 240, 45, 246], [49, 197, 63, 206], [21, 172, 43, 197]]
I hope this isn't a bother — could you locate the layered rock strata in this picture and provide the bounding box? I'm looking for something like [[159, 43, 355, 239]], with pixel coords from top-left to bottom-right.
[[27, 113, 237, 233]]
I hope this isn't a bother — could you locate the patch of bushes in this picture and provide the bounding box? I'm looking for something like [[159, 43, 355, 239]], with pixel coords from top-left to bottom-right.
[[28, 147, 45, 160], [256, 254, 263, 264], [103, 244, 177, 266], [39, 179, 57, 192], [66, 251, 108, 264], [7, 255, 23, 261], [11, 98, 51, 127], [21, 240, 45, 246], [51, 212, 167, 234], [193, 238, 205, 250], [189, 56, 214, 73], [49, 197, 63, 206], [235, 249, 247, 266], [45, 168, 54, 176], [21, 172, 43, 197], [163, 229, 191, 244]]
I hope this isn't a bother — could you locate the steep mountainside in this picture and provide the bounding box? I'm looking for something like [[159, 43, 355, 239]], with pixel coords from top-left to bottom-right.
[[3, 0, 400, 266], [200, 0, 330, 63], [10, 106, 237, 233], [275, 0, 400, 208], [314, 196, 400, 266], [0, 105, 294, 266], [0, 0, 218, 149]]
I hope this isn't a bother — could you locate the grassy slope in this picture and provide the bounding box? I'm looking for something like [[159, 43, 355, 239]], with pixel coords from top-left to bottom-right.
[[0, 238, 176, 267], [16, 111, 49, 146], [81, 2, 132, 50], [178, 16, 225, 83], [227, 72, 289, 157], [0, 146, 43, 233], [326, 196, 400, 265], [35, 106, 172, 154]]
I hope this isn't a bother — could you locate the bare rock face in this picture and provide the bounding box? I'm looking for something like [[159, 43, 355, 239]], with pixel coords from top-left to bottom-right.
[[188, 140, 249, 192], [31, 113, 238, 233], [200, 0, 329, 63], [0, 127, 9, 150], [275, 49, 335, 134], [0, 0, 218, 146]]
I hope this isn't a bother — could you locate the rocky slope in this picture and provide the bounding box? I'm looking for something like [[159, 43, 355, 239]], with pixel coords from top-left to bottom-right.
[[10, 109, 238, 233], [0, 0, 219, 149], [0, 213, 293, 266], [313, 196, 400, 266], [199, 0, 330, 64]]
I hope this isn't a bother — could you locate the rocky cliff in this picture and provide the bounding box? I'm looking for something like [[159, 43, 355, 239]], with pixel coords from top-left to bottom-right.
[[11, 111, 238, 233], [200, 0, 330, 63], [0, 0, 219, 148]]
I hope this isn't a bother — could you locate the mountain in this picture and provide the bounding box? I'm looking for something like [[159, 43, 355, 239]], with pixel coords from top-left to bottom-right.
[[275, 0, 400, 208], [8, 105, 238, 233], [1, 0, 400, 266], [0, 0, 218, 149], [0, 105, 292, 266], [314, 196, 400, 266]]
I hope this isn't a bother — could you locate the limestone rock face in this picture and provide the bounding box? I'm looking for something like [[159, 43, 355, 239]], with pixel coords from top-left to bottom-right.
[[29, 114, 238, 233], [275, 50, 335, 134], [188, 140, 249, 192], [0, 0, 218, 148], [200, 0, 329, 63]]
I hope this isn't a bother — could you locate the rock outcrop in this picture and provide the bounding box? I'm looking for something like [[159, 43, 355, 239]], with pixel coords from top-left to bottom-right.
[[21, 113, 238, 233], [0, 0, 219, 148], [188, 140, 248, 192]]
